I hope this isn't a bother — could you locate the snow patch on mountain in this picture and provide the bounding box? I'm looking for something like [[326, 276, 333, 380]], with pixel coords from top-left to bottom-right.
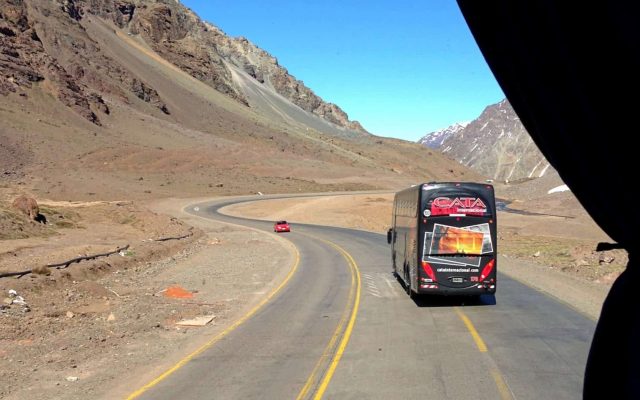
[[418, 99, 555, 181], [419, 122, 469, 149], [548, 184, 570, 194]]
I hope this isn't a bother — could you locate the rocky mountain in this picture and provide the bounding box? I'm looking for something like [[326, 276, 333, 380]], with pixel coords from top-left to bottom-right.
[[0, 0, 478, 201], [419, 122, 468, 148], [419, 100, 552, 182], [0, 0, 365, 134]]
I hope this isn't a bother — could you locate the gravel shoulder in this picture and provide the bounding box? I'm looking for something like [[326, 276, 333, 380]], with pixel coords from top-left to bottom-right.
[[499, 256, 608, 320]]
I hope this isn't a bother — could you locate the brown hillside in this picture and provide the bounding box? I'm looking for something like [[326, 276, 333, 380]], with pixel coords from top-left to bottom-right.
[[0, 0, 478, 201]]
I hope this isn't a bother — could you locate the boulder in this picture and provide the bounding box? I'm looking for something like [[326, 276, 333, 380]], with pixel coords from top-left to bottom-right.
[[12, 195, 39, 221]]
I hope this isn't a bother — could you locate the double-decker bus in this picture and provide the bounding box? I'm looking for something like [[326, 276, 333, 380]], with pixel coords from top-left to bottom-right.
[[387, 182, 497, 297]]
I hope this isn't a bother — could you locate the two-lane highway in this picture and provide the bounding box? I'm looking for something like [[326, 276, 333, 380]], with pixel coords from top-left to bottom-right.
[[129, 195, 595, 399], [302, 224, 594, 400]]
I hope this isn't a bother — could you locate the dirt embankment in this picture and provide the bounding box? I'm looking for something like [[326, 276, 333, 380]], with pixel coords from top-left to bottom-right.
[[0, 195, 294, 400]]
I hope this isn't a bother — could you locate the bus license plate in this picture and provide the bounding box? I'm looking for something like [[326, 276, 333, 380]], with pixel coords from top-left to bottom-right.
[[452, 277, 463, 283]]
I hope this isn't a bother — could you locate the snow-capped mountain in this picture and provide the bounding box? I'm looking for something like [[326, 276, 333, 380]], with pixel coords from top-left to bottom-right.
[[419, 100, 554, 182], [419, 122, 469, 148]]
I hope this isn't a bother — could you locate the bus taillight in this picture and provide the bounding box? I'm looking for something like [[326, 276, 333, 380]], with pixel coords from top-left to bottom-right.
[[421, 261, 437, 282], [480, 259, 495, 281]]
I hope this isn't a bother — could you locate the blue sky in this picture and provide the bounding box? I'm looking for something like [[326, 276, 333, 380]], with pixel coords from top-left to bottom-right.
[[181, 1, 504, 141]]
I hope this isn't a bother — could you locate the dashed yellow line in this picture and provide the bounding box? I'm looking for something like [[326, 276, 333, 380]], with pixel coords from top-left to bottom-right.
[[125, 246, 300, 400], [295, 237, 361, 400], [490, 368, 514, 400], [455, 307, 488, 352], [455, 307, 513, 400]]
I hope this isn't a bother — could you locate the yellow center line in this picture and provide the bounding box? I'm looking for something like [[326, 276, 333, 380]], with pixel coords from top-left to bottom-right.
[[455, 307, 513, 400], [125, 245, 300, 400], [455, 307, 488, 352], [490, 368, 514, 400], [294, 236, 362, 400], [295, 242, 356, 400], [312, 240, 361, 400]]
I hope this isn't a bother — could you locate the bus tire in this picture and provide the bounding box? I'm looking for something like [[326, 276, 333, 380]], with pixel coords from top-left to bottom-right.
[[404, 266, 414, 298]]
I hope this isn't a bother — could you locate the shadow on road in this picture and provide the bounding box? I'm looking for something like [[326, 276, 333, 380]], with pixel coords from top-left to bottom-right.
[[410, 293, 496, 308]]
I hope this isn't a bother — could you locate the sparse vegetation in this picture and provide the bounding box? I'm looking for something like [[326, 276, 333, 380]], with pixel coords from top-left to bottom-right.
[[39, 205, 81, 229], [0, 203, 50, 240], [499, 230, 627, 282], [117, 214, 137, 225], [0, 203, 85, 239]]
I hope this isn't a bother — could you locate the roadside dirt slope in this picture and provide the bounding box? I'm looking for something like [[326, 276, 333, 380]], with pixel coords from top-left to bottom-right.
[[1, 0, 478, 204], [0, 196, 295, 400]]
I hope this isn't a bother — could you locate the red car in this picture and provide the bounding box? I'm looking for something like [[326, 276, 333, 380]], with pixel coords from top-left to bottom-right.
[[273, 220, 290, 233]]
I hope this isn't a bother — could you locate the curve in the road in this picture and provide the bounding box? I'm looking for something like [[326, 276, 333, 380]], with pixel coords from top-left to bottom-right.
[[127, 194, 595, 400], [126, 231, 301, 400], [295, 236, 361, 400], [127, 196, 363, 400]]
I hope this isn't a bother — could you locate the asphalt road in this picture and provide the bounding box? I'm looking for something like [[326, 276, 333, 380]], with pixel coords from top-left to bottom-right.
[[132, 195, 595, 400]]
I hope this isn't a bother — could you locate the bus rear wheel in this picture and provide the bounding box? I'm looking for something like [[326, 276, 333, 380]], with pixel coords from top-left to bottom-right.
[[404, 267, 415, 299]]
